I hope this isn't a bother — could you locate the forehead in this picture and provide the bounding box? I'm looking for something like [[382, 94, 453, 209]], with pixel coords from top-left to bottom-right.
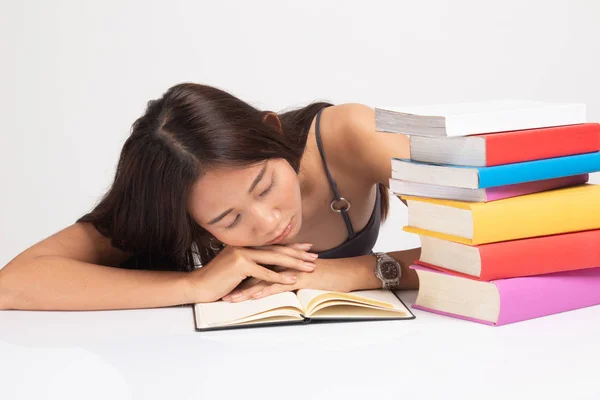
[[188, 161, 267, 222]]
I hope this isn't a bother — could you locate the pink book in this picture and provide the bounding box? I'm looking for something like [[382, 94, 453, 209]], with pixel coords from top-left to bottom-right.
[[411, 265, 600, 326], [484, 174, 589, 201], [390, 174, 588, 202]]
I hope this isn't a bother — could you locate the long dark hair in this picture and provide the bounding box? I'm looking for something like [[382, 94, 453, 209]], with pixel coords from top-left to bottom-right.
[[77, 83, 389, 272]]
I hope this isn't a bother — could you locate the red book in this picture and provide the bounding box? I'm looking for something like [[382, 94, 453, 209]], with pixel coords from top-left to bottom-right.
[[416, 229, 600, 281], [409, 123, 600, 167]]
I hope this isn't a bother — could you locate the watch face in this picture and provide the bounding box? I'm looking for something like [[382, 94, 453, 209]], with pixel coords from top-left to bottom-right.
[[381, 261, 399, 279]]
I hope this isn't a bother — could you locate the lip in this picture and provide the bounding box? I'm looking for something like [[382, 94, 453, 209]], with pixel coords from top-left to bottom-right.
[[266, 217, 294, 245]]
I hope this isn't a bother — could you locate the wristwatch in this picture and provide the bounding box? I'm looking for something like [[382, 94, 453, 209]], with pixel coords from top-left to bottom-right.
[[373, 252, 402, 290]]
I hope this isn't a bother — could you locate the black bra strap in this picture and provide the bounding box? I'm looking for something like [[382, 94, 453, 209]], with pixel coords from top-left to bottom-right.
[[314, 108, 356, 239]]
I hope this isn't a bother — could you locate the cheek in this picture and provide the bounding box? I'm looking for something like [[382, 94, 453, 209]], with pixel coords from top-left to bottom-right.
[[278, 172, 301, 204], [213, 228, 252, 247]]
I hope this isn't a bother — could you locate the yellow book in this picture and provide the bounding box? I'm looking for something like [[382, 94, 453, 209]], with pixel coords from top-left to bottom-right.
[[402, 184, 600, 245]]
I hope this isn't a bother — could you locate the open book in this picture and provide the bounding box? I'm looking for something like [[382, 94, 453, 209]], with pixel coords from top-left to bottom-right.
[[193, 289, 414, 331]]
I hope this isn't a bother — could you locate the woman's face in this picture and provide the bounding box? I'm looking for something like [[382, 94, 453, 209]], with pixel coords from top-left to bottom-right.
[[187, 158, 303, 247]]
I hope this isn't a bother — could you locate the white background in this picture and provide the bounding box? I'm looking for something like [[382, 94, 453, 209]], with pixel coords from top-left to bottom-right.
[[1, 0, 599, 266], [1, 2, 600, 399]]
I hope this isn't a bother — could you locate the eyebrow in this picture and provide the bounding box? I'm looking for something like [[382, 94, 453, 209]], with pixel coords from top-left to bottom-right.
[[207, 163, 268, 225], [247, 163, 268, 194]]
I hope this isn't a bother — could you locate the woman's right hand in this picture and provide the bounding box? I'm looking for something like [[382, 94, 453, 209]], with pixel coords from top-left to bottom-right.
[[185, 243, 318, 303]]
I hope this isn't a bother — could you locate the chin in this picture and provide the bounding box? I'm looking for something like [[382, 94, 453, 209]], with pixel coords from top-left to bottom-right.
[[289, 214, 302, 238]]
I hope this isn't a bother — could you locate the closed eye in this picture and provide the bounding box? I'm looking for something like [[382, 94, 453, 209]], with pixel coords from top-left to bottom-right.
[[225, 174, 276, 230], [225, 215, 240, 230], [260, 175, 276, 196]]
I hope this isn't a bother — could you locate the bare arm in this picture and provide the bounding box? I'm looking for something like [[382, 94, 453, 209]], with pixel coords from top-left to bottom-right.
[[0, 223, 191, 311], [225, 248, 421, 302], [314, 248, 421, 292]]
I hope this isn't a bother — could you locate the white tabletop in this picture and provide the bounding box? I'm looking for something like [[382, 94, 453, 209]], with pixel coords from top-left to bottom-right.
[[2, 197, 599, 400], [1, 290, 599, 400]]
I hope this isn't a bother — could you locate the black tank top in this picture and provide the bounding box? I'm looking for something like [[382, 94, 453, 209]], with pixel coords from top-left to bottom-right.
[[313, 107, 382, 259]]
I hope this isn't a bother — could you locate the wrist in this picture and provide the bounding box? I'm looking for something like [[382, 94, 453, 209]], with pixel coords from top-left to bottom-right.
[[304, 256, 384, 293], [373, 252, 403, 290], [181, 269, 204, 304], [304, 258, 357, 293], [387, 249, 421, 290], [345, 255, 382, 292]]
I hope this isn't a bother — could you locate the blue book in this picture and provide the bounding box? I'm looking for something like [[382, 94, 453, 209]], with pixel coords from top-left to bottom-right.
[[390, 152, 600, 189]]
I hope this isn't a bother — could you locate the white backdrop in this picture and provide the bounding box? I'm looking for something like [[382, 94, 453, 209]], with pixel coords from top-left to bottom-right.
[[1, 0, 599, 267]]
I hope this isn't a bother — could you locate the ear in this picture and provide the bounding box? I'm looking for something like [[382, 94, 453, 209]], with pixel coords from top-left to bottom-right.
[[261, 111, 283, 134]]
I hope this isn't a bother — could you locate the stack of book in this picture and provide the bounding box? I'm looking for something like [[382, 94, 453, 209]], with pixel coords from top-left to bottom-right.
[[377, 100, 600, 326]]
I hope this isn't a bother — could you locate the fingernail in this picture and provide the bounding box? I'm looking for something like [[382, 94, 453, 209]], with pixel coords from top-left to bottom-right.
[[304, 262, 315, 270], [306, 252, 319, 260], [288, 276, 297, 282], [232, 293, 242, 299], [299, 243, 313, 250], [252, 291, 263, 298]]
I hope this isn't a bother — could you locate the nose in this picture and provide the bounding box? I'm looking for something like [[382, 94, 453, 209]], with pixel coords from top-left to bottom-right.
[[250, 202, 282, 237]]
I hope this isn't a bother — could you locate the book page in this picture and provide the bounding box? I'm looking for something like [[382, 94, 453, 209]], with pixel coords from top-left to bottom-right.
[[309, 305, 411, 320], [194, 292, 303, 329], [296, 289, 410, 317], [381, 100, 568, 117]]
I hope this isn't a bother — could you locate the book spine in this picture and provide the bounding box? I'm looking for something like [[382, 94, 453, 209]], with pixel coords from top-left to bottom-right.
[[485, 123, 600, 166], [477, 152, 600, 188], [495, 267, 600, 325]]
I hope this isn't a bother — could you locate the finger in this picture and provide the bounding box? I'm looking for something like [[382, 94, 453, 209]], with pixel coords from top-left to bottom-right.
[[252, 283, 288, 300], [236, 277, 262, 291], [222, 278, 262, 301], [252, 242, 312, 251], [286, 243, 314, 251], [251, 244, 318, 263], [224, 280, 266, 302], [230, 282, 270, 303], [247, 263, 300, 285], [246, 249, 317, 272]]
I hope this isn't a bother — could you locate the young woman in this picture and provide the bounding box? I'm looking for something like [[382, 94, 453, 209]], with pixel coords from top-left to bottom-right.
[[0, 83, 420, 311]]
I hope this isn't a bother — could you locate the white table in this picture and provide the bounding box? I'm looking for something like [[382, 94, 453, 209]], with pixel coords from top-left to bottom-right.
[[2, 290, 599, 400]]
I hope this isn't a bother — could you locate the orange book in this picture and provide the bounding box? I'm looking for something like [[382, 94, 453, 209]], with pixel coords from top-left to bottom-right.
[[416, 230, 600, 281]]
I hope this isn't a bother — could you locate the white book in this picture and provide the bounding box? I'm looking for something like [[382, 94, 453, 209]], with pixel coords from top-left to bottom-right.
[[375, 99, 586, 137]]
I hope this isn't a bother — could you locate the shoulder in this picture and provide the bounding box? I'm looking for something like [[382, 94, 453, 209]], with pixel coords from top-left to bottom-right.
[[313, 103, 410, 186], [319, 103, 374, 133], [307, 103, 372, 178], [314, 102, 375, 160], [312, 103, 375, 176]]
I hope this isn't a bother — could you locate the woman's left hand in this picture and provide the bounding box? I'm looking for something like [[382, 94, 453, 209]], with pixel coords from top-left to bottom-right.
[[222, 257, 353, 302]]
